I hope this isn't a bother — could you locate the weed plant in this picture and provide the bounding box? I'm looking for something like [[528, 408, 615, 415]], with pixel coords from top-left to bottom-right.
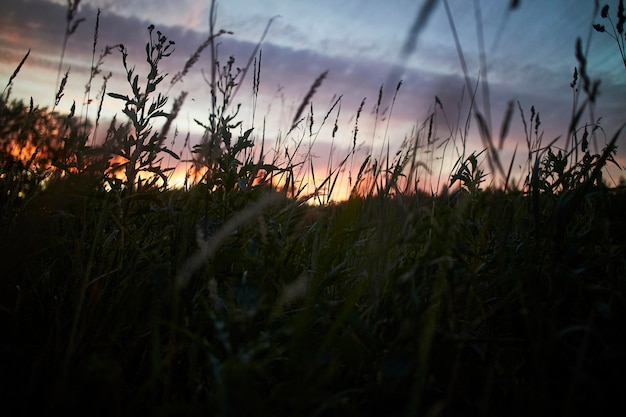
[[1, 1, 625, 416]]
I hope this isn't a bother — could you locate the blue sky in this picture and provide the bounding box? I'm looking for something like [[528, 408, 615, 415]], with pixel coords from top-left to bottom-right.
[[1, 0, 625, 193]]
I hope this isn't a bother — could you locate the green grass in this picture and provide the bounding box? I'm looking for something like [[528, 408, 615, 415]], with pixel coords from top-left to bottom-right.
[[1, 1, 626, 416]]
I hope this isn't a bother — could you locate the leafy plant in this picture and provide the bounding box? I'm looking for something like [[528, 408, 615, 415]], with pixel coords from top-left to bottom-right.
[[107, 24, 182, 194], [191, 54, 283, 217], [450, 150, 487, 194]]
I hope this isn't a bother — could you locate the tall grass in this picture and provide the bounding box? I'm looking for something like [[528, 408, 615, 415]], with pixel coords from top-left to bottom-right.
[[1, 1, 625, 416]]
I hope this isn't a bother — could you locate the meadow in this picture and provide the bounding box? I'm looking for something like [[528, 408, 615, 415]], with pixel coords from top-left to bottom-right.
[[1, 1, 626, 416]]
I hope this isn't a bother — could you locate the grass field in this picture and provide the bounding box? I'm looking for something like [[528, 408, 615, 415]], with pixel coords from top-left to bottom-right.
[[1, 1, 626, 416]]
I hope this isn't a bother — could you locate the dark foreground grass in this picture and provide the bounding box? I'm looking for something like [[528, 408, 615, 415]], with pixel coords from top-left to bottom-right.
[[2, 176, 626, 417], [1, 1, 626, 416]]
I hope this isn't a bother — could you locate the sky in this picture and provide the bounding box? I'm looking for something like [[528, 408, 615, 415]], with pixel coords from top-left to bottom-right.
[[1, 0, 625, 196]]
